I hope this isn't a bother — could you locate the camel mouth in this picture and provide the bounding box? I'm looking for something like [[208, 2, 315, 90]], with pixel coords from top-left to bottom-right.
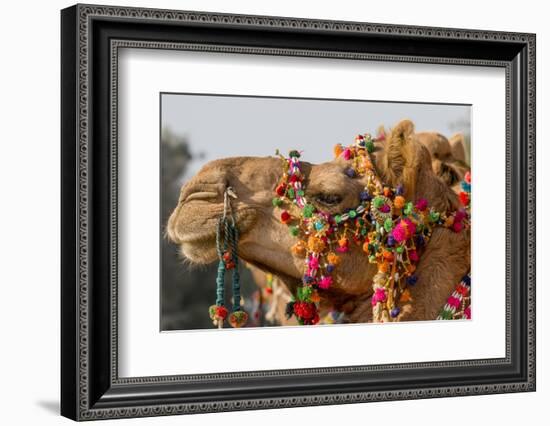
[[168, 206, 259, 264]]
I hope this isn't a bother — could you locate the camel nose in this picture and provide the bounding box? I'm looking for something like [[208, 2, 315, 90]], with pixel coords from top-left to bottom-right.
[[179, 181, 226, 204]]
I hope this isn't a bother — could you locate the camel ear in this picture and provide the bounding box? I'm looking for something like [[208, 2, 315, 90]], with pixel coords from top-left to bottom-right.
[[382, 119, 418, 196], [449, 133, 466, 162]]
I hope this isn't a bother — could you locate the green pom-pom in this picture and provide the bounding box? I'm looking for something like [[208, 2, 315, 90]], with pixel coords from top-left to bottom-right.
[[396, 246, 404, 254], [272, 197, 283, 207], [429, 211, 440, 222], [373, 196, 385, 208], [369, 255, 376, 263], [365, 139, 375, 153], [384, 218, 393, 232], [289, 150, 301, 158], [297, 189, 305, 197], [289, 226, 300, 236], [404, 202, 413, 215], [303, 204, 314, 218], [334, 214, 342, 224], [348, 210, 357, 218], [297, 285, 312, 301], [439, 309, 454, 320], [287, 188, 295, 199]]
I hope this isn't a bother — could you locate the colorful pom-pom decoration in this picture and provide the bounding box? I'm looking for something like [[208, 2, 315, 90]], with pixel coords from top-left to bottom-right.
[[266, 134, 471, 326], [228, 310, 249, 328]]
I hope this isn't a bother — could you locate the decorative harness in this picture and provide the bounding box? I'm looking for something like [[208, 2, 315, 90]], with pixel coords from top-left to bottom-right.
[[273, 133, 471, 324], [208, 132, 471, 327]]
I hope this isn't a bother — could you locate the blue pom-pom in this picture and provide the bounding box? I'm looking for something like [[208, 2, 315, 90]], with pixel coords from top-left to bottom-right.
[[462, 274, 471, 286], [387, 235, 395, 247], [303, 275, 314, 284], [460, 181, 471, 193], [390, 307, 400, 318], [359, 190, 372, 201], [396, 184, 404, 196], [406, 275, 418, 286], [326, 264, 335, 273], [415, 235, 425, 247]]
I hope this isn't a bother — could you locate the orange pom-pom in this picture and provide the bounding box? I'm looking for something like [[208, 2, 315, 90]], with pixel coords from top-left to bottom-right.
[[362, 241, 370, 253], [291, 240, 307, 256], [310, 290, 321, 303], [382, 250, 394, 262], [327, 252, 341, 266], [333, 144, 344, 158], [394, 195, 405, 209], [308, 236, 326, 252], [445, 216, 455, 227], [337, 238, 349, 251], [378, 262, 389, 273], [399, 289, 413, 303]]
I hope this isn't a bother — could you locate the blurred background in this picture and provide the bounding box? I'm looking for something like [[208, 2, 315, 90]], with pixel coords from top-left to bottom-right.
[[160, 93, 471, 331]]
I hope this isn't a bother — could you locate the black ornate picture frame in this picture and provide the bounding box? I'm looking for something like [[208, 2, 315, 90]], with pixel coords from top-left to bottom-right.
[[61, 4, 536, 421]]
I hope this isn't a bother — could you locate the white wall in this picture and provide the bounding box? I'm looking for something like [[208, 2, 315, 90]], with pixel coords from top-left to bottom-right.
[[0, 0, 546, 425]]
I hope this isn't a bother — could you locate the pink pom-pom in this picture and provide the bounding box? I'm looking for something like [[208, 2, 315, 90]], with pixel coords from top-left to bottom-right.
[[464, 306, 471, 319], [454, 209, 466, 223], [415, 198, 428, 211], [447, 296, 461, 309], [464, 171, 471, 184], [408, 249, 419, 262], [371, 288, 387, 306], [452, 222, 463, 233], [318, 276, 333, 290], [308, 256, 319, 270], [392, 223, 408, 243], [403, 218, 416, 236], [343, 148, 352, 161]]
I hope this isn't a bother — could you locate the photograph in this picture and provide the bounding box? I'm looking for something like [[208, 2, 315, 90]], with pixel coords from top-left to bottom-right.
[[162, 94, 472, 330]]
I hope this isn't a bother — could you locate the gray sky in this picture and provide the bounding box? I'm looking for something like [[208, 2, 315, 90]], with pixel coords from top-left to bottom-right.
[[161, 93, 470, 181]]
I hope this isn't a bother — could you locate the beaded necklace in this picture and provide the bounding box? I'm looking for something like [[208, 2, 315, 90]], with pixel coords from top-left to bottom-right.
[[274, 133, 471, 324]]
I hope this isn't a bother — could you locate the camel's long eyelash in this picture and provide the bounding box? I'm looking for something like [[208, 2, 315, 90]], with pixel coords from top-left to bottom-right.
[[314, 193, 342, 206]]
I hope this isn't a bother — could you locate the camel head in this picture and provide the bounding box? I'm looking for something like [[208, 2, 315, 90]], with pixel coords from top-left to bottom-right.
[[416, 131, 469, 192], [167, 119, 461, 312]]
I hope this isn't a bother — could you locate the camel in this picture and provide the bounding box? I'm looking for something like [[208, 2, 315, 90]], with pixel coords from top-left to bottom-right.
[[167, 119, 470, 324]]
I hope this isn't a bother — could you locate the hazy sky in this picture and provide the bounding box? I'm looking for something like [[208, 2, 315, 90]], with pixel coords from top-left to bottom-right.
[[161, 93, 470, 181]]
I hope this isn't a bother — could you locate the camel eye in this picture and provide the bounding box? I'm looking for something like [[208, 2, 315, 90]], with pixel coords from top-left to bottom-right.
[[314, 193, 342, 206]]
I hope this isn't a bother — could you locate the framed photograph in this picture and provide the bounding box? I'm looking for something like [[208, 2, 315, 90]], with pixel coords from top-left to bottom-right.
[[61, 4, 536, 421]]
